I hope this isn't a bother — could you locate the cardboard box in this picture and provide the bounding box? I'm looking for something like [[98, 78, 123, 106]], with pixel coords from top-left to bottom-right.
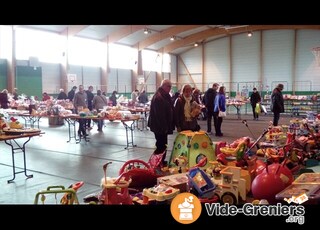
[[157, 173, 189, 192]]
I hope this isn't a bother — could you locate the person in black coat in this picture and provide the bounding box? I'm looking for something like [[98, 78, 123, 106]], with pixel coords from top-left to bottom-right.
[[57, 88, 68, 100], [0, 89, 9, 109], [250, 87, 261, 120], [204, 83, 219, 134], [270, 84, 284, 126], [68, 86, 77, 101], [148, 79, 175, 162]]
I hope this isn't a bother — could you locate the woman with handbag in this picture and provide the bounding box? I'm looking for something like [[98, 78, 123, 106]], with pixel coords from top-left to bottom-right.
[[213, 86, 226, 137]]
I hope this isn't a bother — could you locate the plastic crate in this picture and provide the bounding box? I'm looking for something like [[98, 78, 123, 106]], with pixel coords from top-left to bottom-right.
[[187, 168, 216, 198]]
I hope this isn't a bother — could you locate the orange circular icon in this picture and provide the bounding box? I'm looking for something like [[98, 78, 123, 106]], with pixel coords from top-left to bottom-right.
[[170, 192, 202, 224], [202, 141, 208, 148]]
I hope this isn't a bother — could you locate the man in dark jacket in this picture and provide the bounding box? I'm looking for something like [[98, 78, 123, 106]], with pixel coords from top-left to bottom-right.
[[0, 89, 9, 109], [250, 87, 261, 120], [148, 79, 175, 162], [86, 86, 94, 129], [204, 83, 219, 134], [270, 84, 284, 126], [68, 86, 77, 102]]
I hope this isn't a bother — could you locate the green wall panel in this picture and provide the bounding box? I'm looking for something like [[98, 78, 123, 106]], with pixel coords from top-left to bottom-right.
[[0, 59, 8, 90], [16, 66, 42, 99]]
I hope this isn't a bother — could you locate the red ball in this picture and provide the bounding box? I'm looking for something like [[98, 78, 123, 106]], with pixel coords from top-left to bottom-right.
[[255, 159, 266, 176], [263, 163, 294, 187], [251, 171, 286, 204]]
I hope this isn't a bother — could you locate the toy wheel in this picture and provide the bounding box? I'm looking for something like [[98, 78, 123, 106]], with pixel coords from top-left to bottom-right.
[[221, 192, 237, 205], [119, 159, 150, 174]]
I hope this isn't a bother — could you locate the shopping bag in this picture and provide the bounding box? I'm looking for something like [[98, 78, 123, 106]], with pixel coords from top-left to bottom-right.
[[255, 103, 261, 114], [261, 105, 267, 114], [218, 111, 226, 117]]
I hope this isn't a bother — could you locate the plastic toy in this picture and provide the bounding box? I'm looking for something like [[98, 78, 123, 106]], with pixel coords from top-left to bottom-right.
[[100, 162, 132, 205], [169, 130, 216, 170], [276, 183, 320, 204], [142, 184, 180, 204], [293, 173, 320, 184], [118, 151, 167, 190], [251, 164, 286, 204], [219, 138, 250, 162], [172, 155, 189, 173], [263, 162, 294, 187], [212, 166, 246, 204], [187, 167, 216, 199], [34, 181, 84, 205]]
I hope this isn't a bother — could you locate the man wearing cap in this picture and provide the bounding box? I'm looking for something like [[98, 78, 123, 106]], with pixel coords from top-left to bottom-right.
[[270, 84, 284, 126]]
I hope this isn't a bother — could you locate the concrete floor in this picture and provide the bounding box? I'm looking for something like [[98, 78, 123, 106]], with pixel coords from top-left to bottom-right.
[[0, 112, 309, 204]]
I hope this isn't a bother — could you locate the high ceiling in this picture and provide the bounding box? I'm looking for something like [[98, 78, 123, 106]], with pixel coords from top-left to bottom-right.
[[17, 25, 320, 55]]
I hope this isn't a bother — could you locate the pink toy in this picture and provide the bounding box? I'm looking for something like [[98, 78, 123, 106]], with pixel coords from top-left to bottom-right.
[[100, 162, 132, 205]]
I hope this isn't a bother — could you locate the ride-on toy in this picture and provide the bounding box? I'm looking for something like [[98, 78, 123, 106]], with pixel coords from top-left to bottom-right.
[[118, 150, 167, 190], [34, 181, 84, 204]]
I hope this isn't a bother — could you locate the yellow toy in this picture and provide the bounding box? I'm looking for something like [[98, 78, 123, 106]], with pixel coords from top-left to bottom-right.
[[212, 166, 247, 204]]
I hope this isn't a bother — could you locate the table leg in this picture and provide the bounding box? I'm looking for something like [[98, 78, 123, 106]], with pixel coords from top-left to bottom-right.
[[5, 137, 33, 183], [122, 121, 137, 149], [233, 105, 241, 119], [64, 118, 80, 143]]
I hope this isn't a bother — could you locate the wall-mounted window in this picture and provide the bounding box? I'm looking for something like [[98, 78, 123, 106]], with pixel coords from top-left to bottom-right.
[[109, 44, 137, 70]]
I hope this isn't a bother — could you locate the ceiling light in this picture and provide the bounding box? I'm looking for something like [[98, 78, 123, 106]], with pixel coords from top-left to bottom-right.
[[247, 31, 253, 37], [144, 28, 151, 34], [194, 43, 199, 47], [170, 36, 176, 41]]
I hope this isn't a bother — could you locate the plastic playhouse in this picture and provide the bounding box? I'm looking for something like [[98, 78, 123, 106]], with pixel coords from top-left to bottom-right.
[[169, 130, 216, 171]]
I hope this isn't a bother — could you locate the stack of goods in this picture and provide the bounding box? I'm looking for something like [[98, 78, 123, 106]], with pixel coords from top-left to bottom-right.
[[8, 117, 23, 129]]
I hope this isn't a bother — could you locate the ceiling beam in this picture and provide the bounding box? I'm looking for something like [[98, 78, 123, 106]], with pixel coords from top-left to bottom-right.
[[137, 25, 203, 51], [60, 25, 88, 36], [162, 25, 320, 53], [103, 25, 146, 43]]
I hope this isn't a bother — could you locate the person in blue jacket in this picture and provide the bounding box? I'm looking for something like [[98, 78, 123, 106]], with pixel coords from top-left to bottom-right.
[[213, 86, 226, 137]]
